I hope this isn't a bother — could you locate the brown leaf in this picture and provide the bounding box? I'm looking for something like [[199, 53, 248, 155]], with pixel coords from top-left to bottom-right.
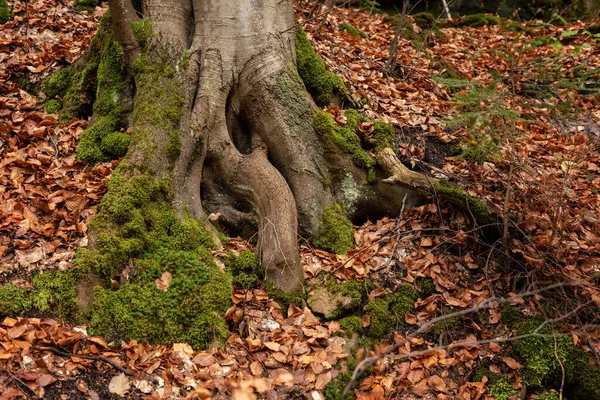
[[428, 375, 447, 392], [503, 357, 524, 370], [155, 271, 172, 292]]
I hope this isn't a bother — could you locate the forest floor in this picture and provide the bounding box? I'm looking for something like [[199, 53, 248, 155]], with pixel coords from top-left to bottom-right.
[[1, 0, 600, 399]]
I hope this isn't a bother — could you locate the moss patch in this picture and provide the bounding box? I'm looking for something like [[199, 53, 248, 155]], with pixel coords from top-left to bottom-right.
[[0, 0, 9, 24], [45, 99, 62, 114], [313, 110, 375, 173], [225, 250, 262, 288], [365, 285, 417, 339], [296, 26, 347, 107], [338, 22, 367, 38], [459, 14, 500, 27], [372, 121, 394, 152], [0, 285, 31, 316], [314, 203, 354, 254], [515, 318, 600, 399], [412, 12, 435, 29], [90, 247, 231, 349], [42, 11, 115, 125], [75, 0, 98, 12], [131, 19, 153, 50], [488, 377, 519, 400], [71, 167, 230, 349]]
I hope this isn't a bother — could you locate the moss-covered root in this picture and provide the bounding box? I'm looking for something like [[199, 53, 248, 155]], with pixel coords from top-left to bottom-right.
[[296, 26, 348, 107], [432, 179, 493, 225], [314, 203, 354, 254]]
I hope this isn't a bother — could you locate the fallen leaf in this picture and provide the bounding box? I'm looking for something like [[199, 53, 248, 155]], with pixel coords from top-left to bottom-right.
[[108, 373, 130, 396]]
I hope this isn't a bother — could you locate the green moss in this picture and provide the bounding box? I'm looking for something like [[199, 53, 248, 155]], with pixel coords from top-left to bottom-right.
[[314, 203, 354, 254], [0, 285, 31, 316], [338, 22, 367, 38], [265, 282, 304, 313], [89, 248, 231, 349], [324, 372, 351, 400], [460, 14, 500, 27], [45, 99, 62, 114], [372, 121, 394, 152], [167, 131, 181, 161], [412, 12, 435, 29], [515, 317, 600, 399], [100, 132, 130, 158], [432, 179, 493, 225], [365, 297, 393, 339], [225, 250, 262, 288], [131, 19, 152, 49], [32, 271, 84, 321], [77, 113, 122, 164], [0, 0, 9, 24], [42, 68, 73, 99], [401, 26, 424, 46], [339, 316, 363, 336], [296, 26, 347, 107], [75, 0, 98, 12], [488, 377, 518, 400], [433, 308, 461, 335], [417, 278, 436, 298], [319, 278, 370, 319], [500, 306, 521, 328], [313, 111, 375, 171], [366, 286, 417, 339]]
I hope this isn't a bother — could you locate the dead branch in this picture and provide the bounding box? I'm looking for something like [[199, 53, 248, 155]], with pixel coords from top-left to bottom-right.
[[33, 346, 133, 376]]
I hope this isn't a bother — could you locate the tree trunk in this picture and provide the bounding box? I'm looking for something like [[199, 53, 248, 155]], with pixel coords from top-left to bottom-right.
[[72, 0, 425, 303]]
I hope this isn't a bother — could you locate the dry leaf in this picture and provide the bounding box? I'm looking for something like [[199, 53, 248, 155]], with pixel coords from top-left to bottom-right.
[[155, 271, 172, 292], [108, 373, 130, 396]]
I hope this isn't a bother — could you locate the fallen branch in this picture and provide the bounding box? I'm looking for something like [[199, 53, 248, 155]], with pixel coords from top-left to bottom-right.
[[33, 346, 133, 376]]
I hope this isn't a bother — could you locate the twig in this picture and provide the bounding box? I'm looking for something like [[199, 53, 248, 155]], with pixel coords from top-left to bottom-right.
[[33, 346, 133, 376], [3, 370, 35, 399], [553, 328, 565, 400]]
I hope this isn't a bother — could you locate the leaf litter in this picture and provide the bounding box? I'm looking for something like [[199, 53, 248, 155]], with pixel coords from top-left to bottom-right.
[[1, 0, 600, 399]]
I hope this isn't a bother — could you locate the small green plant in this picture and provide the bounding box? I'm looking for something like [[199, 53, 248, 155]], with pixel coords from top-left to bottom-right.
[[444, 80, 519, 163]]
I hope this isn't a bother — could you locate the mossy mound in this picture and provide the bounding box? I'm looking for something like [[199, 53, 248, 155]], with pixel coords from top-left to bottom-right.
[[75, 0, 98, 13], [412, 12, 435, 29], [515, 318, 600, 399], [73, 168, 231, 349], [459, 14, 500, 27], [296, 26, 347, 107], [90, 247, 231, 349], [365, 285, 417, 339], [338, 22, 367, 38], [0, 269, 87, 322], [314, 203, 355, 254], [0, 0, 9, 24], [42, 11, 119, 125], [44, 99, 62, 114]]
